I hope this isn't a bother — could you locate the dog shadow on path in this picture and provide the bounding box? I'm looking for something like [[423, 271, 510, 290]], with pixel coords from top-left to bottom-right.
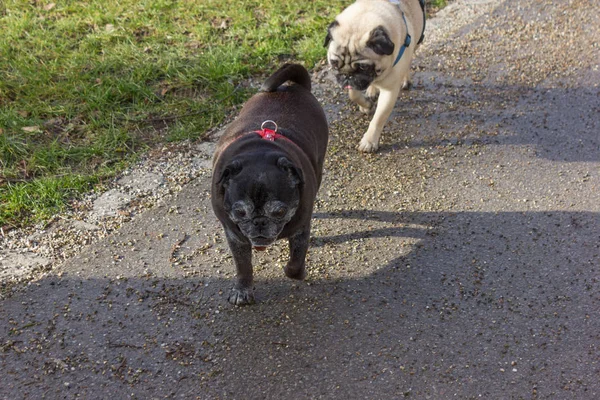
[[2, 207, 598, 399]]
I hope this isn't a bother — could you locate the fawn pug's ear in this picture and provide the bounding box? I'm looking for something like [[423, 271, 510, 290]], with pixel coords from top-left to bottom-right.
[[324, 20, 339, 47], [366, 26, 395, 56]]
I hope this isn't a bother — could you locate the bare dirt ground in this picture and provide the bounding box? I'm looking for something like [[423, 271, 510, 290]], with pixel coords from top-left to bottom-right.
[[2, 0, 599, 398]]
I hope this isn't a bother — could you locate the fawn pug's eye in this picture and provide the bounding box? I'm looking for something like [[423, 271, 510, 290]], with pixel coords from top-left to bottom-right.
[[354, 63, 372, 73]]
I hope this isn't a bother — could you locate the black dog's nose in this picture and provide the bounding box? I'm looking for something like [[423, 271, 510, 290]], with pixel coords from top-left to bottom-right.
[[252, 217, 269, 228]]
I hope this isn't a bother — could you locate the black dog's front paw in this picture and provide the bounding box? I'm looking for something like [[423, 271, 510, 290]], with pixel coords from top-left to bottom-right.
[[228, 287, 255, 306], [284, 263, 306, 280]]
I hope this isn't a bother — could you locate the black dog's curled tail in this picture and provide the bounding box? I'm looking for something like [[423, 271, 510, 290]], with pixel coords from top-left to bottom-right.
[[260, 63, 311, 93]]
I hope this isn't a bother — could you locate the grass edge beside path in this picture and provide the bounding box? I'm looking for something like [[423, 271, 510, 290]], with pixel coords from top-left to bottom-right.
[[0, 0, 447, 230]]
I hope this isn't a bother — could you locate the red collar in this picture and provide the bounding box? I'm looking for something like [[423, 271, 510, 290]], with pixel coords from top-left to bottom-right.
[[217, 120, 303, 159], [254, 119, 290, 142], [254, 127, 289, 142]]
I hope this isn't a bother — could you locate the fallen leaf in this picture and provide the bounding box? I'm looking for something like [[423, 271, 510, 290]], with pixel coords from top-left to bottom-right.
[[44, 3, 56, 11], [185, 41, 202, 50], [105, 24, 115, 32], [22, 126, 40, 133], [211, 18, 231, 30], [43, 118, 61, 127]]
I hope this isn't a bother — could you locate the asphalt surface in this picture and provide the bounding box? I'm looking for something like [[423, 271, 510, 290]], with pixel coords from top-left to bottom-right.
[[2, 0, 599, 398]]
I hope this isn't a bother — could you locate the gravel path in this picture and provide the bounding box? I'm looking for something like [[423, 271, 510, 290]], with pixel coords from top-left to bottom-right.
[[2, 0, 599, 398]]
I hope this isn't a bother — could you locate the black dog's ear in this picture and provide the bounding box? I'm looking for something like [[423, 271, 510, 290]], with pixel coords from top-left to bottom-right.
[[366, 26, 395, 55], [218, 160, 242, 187], [324, 20, 339, 47], [277, 157, 304, 187]]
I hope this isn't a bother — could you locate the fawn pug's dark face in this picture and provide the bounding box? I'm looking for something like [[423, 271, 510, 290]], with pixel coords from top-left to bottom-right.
[[324, 21, 395, 91], [218, 155, 302, 248]]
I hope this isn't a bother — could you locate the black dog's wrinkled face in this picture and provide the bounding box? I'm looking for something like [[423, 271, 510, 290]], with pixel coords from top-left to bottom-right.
[[218, 155, 303, 247], [324, 22, 394, 91], [229, 199, 297, 247]]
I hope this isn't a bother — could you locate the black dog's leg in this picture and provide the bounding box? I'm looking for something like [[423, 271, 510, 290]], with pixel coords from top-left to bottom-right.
[[225, 231, 255, 305], [284, 225, 310, 280]]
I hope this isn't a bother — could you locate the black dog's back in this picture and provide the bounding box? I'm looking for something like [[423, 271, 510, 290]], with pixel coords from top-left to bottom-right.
[[217, 62, 327, 187], [260, 63, 311, 92]]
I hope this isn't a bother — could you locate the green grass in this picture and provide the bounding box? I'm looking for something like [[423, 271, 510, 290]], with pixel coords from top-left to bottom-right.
[[429, 0, 448, 12], [0, 0, 445, 229]]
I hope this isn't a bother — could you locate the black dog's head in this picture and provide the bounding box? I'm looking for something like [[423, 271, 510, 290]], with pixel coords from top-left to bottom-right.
[[324, 21, 395, 91], [216, 153, 304, 248]]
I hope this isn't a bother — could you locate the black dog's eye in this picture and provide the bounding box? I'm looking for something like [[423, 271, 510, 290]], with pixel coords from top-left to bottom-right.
[[271, 206, 287, 219], [233, 209, 247, 219]]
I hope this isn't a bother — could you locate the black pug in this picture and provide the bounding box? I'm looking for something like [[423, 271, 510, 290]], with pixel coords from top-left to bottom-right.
[[211, 64, 329, 305]]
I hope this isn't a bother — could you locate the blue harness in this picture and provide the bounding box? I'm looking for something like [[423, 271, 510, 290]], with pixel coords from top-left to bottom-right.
[[392, 0, 426, 67]]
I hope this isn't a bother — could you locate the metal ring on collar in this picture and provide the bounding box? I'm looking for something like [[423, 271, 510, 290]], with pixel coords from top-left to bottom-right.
[[261, 120, 278, 132]]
